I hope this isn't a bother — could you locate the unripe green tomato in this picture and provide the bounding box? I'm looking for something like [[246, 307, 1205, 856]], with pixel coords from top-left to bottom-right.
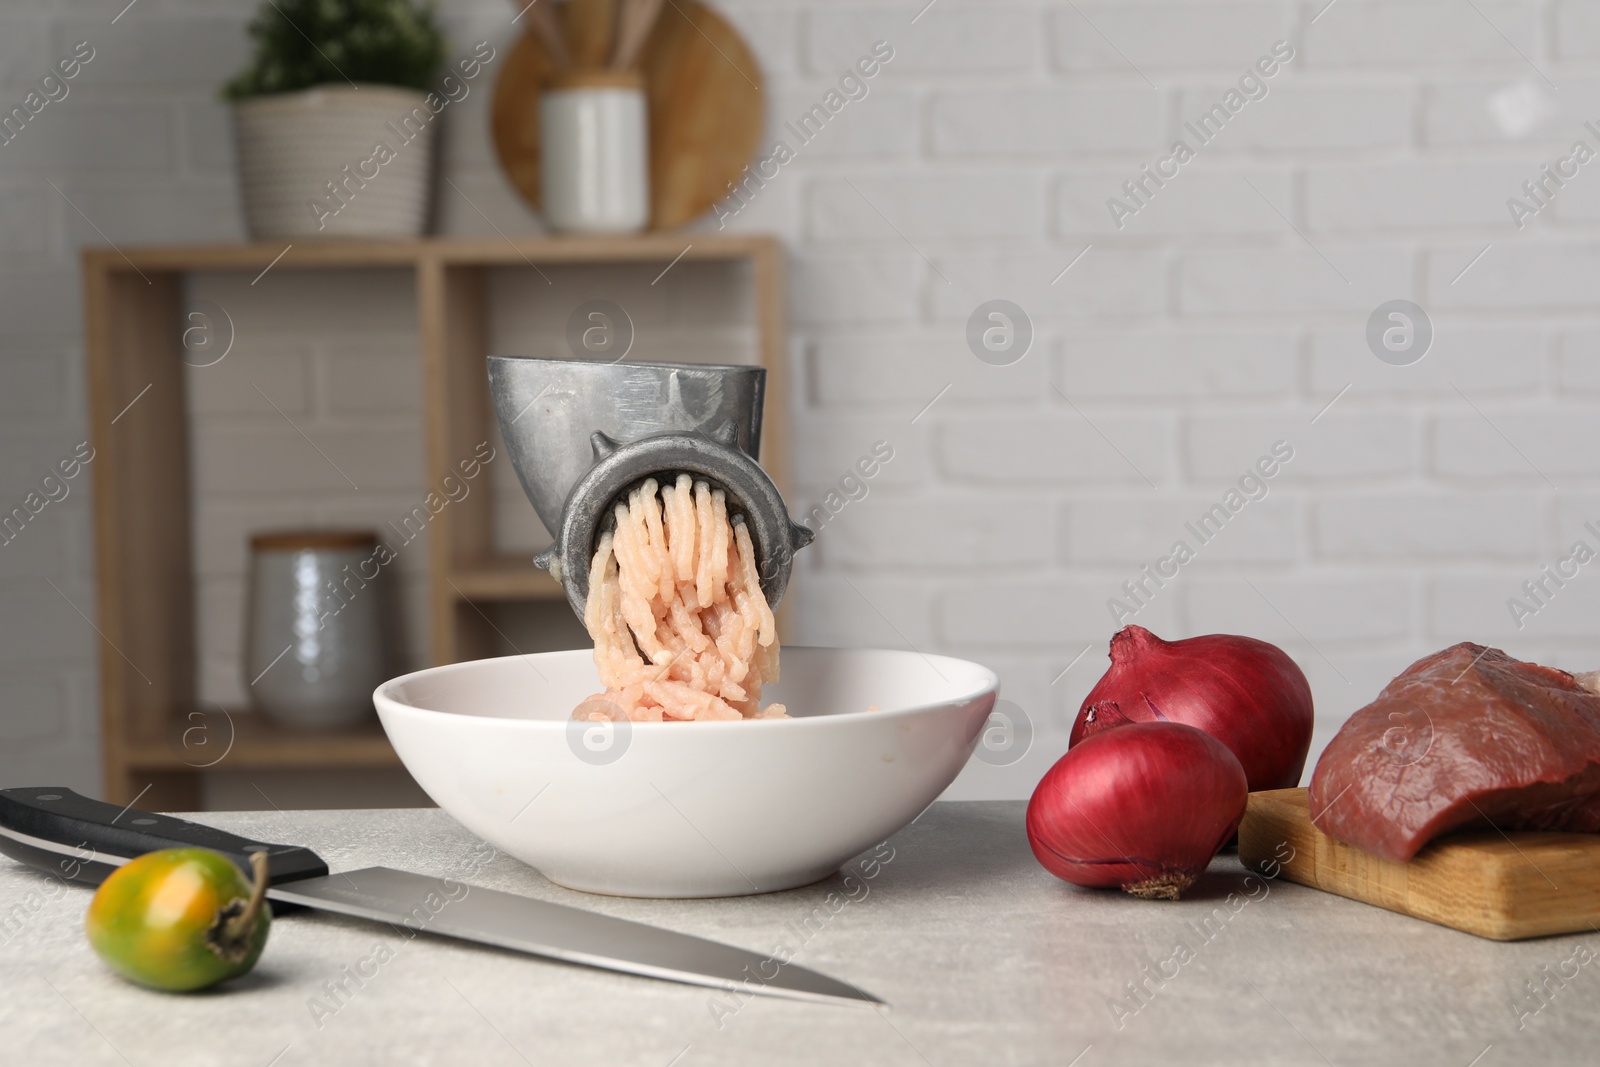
[[86, 848, 271, 992]]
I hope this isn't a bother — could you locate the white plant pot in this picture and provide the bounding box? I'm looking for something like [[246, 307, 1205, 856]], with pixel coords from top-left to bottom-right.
[[230, 85, 436, 240], [540, 72, 650, 234]]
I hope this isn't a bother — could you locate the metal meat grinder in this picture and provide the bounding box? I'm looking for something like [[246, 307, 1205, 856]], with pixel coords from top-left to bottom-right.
[[487, 357, 815, 621]]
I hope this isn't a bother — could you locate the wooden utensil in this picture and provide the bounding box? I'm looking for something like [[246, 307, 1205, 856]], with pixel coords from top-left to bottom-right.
[[1239, 788, 1600, 941], [564, 0, 620, 69], [611, 0, 665, 69], [492, 0, 764, 231], [519, 0, 570, 72]]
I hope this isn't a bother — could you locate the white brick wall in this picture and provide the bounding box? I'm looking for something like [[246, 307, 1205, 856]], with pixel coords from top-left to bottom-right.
[[6, 0, 1600, 805], [1049, 3, 1292, 72], [808, 172, 1045, 240], [1306, 161, 1535, 229], [1062, 496, 1302, 564], [1057, 332, 1297, 397], [1058, 168, 1294, 236], [1304, 2, 1541, 67], [931, 88, 1165, 156]]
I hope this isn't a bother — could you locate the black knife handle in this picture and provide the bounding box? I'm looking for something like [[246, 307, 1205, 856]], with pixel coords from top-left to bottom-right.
[[0, 786, 328, 890]]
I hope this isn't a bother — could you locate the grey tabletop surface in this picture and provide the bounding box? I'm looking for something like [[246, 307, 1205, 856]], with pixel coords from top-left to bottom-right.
[[0, 801, 1591, 1067]]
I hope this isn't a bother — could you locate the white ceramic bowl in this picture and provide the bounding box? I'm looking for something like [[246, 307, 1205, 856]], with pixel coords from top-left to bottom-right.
[[374, 647, 998, 897]]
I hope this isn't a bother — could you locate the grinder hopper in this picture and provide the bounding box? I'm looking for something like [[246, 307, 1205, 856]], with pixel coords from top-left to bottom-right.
[[487, 357, 814, 621]]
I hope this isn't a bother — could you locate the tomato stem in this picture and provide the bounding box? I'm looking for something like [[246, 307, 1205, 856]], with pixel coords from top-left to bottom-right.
[[233, 851, 270, 938], [208, 851, 270, 962]]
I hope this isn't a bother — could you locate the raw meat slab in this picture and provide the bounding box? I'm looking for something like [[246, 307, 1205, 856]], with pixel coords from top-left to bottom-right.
[[1309, 643, 1600, 862]]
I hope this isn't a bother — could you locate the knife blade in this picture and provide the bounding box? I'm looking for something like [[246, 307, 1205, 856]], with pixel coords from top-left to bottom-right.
[[0, 786, 880, 1006]]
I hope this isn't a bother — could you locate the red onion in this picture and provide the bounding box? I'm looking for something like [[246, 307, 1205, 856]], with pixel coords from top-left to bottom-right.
[[1070, 625, 1314, 792], [1027, 722, 1247, 900]]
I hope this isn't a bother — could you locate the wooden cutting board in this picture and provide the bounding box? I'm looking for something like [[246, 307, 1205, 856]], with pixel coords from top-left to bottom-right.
[[491, 0, 764, 231], [1238, 788, 1600, 941]]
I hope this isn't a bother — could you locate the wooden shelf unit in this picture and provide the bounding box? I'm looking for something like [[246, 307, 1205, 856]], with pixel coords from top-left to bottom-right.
[[121, 714, 398, 772], [84, 235, 789, 807]]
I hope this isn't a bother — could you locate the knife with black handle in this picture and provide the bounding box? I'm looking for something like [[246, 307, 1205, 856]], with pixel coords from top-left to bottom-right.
[[0, 786, 879, 1006], [0, 786, 325, 900]]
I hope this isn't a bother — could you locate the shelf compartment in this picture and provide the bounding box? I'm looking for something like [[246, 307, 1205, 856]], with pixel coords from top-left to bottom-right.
[[124, 712, 399, 772], [446, 556, 566, 600], [84, 233, 787, 806]]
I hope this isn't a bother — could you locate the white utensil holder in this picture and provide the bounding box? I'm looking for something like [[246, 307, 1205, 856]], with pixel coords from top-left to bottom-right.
[[245, 530, 392, 730], [540, 71, 650, 234]]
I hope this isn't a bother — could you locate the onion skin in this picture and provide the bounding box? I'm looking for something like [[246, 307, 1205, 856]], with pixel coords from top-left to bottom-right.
[[1027, 722, 1247, 900], [1069, 625, 1314, 792]]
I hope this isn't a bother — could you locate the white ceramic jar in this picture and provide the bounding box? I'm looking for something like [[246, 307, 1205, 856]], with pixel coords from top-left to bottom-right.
[[245, 530, 393, 730], [540, 70, 650, 234]]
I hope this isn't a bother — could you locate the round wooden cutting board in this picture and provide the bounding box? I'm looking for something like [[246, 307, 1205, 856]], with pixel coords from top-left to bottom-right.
[[491, 0, 765, 231]]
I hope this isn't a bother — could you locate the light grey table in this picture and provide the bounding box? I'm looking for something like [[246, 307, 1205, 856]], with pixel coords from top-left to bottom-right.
[[0, 802, 1591, 1066]]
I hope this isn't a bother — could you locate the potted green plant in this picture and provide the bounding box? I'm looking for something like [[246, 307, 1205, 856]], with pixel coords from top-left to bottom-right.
[[225, 0, 447, 239]]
